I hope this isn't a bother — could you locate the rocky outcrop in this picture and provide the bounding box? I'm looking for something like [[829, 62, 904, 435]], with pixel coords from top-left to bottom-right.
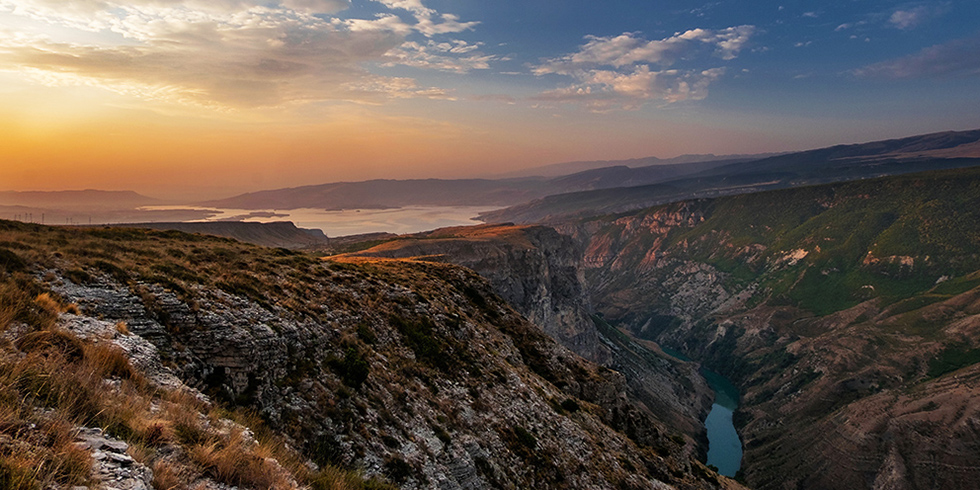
[[341, 224, 715, 439], [340, 224, 609, 363], [6, 220, 740, 490], [75, 427, 155, 490]]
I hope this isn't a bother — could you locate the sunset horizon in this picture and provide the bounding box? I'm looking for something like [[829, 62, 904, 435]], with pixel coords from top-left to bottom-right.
[[2, 1, 978, 200]]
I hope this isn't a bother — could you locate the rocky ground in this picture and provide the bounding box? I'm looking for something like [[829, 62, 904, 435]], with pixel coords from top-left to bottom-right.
[[0, 220, 742, 489]]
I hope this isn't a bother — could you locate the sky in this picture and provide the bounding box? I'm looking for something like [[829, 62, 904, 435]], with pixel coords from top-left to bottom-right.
[[1, 0, 978, 200]]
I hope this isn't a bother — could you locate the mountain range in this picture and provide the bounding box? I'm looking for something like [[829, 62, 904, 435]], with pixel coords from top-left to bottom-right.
[[478, 129, 980, 224], [197, 158, 737, 211]]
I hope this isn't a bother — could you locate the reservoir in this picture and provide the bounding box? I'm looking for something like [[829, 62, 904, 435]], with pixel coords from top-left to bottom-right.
[[660, 347, 742, 477], [701, 369, 742, 477], [138, 205, 495, 237]]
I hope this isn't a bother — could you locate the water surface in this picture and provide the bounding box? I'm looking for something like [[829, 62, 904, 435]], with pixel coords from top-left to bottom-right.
[[701, 369, 742, 477], [141, 205, 494, 236]]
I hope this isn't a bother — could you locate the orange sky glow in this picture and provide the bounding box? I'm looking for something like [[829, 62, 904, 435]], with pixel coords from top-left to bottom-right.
[[1, 1, 977, 201]]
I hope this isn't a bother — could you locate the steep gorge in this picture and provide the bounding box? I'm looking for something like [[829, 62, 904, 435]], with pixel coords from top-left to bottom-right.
[[561, 167, 980, 489], [341, 224, 714, 440]]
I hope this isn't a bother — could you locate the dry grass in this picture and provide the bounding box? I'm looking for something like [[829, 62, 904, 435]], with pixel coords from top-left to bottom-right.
[[32, 293, 60, 316], [0, 280, 397, 490], [189, 427, 286, 489], [0, 223, 405, 490], [0, 353, 95, 488], [151, 459, 186, 490], [0, 277, 57, 333]]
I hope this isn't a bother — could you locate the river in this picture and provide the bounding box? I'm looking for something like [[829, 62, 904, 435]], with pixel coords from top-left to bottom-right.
[[660, 347, 742, 477], [701, 369, 743, 477]]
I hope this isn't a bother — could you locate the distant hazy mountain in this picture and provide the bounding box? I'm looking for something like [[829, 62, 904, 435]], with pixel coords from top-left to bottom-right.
[[548, 159, 736, 191], [203, 159, 753, 211], [478, 129, 980, 224], [0, 190, 159, 210], [0, 190, 199, 226], [200, 178, 549, 210], [496, 153, 780, 179]]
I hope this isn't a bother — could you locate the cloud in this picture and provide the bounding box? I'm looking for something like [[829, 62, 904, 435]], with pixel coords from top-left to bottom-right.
[[373, 0, 430, 14], [532, 26, 752, 109], [534, 26, 754, 75], [280, 0, 350, 14], [854, 35, 980, 79], [887, 3, 949, 30], [370, 0, 477, 37], [412, 13, 478, 37], [889, 7, 928, 30], [534, 67, 726, 111], [343, 75, 453, 101], [0, 0, 485, 108], [383, 40, 502, 73]]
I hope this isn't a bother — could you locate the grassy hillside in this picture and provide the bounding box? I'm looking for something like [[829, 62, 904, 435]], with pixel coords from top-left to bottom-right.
[[587, 166, 980, 319], [576, 166, 980, 490]]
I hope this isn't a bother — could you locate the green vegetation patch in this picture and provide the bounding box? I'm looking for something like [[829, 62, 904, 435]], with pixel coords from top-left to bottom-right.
[[329, 347, 370, 389], [513, 425, 537, 449], [932, 274, 980, 297], [927, 344, 980, 378], [389, 314, 447, 370]]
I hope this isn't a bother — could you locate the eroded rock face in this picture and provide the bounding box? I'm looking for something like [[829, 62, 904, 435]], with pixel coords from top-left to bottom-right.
[[343, 224, 715, 439], [559, 202, 739, 351], [46, 258, 733, 490], [343, 225, 609, 364]]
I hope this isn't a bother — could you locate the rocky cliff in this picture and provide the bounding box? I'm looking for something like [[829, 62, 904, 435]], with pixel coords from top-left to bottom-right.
[[338, 224, 608, 363], [340, 224, 714, 438], [0, 220, 741, 490]]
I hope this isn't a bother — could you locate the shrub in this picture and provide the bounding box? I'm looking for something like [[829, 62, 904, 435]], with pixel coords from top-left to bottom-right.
[[513, 425, 537, 449], [383, 457, 413, 484], [560, 399, 580, 413], [0, 248, 26, 273], [389, 315, 446, 369]]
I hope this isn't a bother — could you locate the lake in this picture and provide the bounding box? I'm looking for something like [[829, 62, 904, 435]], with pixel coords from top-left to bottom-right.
[[140, 205, 495, 237]]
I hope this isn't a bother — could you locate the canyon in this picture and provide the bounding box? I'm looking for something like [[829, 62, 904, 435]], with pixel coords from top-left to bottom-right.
[[341, 165, 980, 489], [562, 167, 980, 489], [4, 131, 980, 489]]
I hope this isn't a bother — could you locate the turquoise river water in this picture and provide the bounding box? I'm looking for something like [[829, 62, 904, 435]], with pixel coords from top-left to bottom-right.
[[701, 369, 742, 477], [660, 347, 742, 477]]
